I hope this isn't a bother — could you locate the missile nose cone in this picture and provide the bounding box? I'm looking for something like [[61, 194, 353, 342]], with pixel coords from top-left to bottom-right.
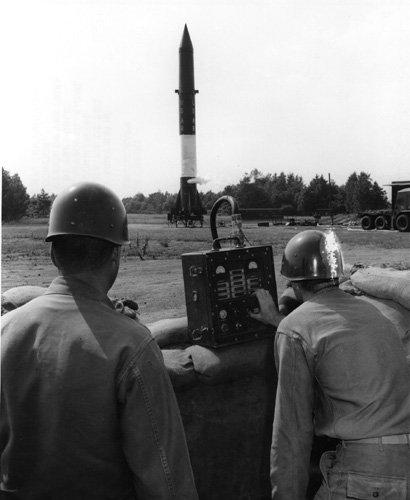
[[179, 24, 193, 52]]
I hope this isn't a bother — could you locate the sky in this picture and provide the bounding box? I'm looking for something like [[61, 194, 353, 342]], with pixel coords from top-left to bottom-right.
[[1, 0, 409, 200]]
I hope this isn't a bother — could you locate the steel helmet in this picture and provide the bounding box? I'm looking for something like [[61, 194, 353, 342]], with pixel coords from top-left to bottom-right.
[[46, 182, 129, 245], [280, 229, 344, 281]]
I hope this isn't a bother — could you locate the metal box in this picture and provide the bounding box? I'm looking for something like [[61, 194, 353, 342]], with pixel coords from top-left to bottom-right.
[[182, 245, 278, 348]]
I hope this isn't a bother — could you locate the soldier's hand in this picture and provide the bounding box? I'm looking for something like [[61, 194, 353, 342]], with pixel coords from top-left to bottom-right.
[[112, 298, 139, 320], [248, 289, 284, 327]]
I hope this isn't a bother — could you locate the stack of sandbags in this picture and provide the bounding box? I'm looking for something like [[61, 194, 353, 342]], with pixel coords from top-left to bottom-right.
[[147, 317, 276, 387], [350, 267, 410, 310], [147, 317, 276, 500]]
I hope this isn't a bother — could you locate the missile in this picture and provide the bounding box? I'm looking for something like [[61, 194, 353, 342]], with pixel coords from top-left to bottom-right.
[[174, 24, 205, 220]]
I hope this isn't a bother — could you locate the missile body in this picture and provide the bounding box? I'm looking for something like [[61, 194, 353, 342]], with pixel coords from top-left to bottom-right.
[[174, 25, 205, 218]]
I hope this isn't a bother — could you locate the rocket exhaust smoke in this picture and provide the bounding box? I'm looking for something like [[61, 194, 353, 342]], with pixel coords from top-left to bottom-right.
[[187, 177, 209, 185]]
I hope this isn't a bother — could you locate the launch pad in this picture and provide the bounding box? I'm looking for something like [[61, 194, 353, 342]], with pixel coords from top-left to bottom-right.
[[168, 210, 204, 228]]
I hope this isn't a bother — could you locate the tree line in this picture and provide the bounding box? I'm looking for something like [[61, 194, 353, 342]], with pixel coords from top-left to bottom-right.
[[122, 169, 389, 216], [2, 168, 55, 222], [2, 166, 389, 222]]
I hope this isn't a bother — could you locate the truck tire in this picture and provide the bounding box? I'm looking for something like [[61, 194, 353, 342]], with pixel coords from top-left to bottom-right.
[[375, 215, 390, 230], [396, 214, 410, 232], [361, 215, 375, 231]]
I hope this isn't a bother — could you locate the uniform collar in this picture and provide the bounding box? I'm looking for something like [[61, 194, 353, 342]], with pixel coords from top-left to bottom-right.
[[45, 275, 114, 308]]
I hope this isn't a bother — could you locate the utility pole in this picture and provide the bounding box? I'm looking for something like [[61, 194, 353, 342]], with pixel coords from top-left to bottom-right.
[[328, 173, 334, 225]]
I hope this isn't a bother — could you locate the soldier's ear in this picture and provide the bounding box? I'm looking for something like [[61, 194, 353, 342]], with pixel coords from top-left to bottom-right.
[[111, 246, 121, 264], [50, 245, 57, 267]]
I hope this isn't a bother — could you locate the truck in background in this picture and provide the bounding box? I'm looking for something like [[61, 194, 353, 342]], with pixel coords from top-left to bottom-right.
[[358, 181, 410, 231]]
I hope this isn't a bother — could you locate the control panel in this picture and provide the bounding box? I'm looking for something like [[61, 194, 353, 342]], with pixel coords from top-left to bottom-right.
[[182, 245, 277, 347]]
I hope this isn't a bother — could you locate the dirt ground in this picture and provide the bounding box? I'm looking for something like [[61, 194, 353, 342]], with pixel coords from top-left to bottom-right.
[[2, 238, 409, 324]]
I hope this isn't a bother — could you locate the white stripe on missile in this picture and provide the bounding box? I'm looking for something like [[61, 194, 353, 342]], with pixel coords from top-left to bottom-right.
[[180, 135, 197, 178]]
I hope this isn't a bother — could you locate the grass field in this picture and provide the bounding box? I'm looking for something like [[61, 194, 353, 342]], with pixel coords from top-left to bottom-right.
[[2, 213, 410, 263]]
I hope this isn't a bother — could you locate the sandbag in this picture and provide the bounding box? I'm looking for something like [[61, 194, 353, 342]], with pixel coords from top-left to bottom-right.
[[1, 285, 46, 314], [161, 349, 197, 391], [146, 317, 190, 347], [351, 267, 410, 310], [186, 338, 275, 386]]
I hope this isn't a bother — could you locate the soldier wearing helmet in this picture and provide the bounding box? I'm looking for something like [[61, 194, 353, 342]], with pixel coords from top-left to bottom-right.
[[1, 182, 198, 500], [250, 229, 410, 500]]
